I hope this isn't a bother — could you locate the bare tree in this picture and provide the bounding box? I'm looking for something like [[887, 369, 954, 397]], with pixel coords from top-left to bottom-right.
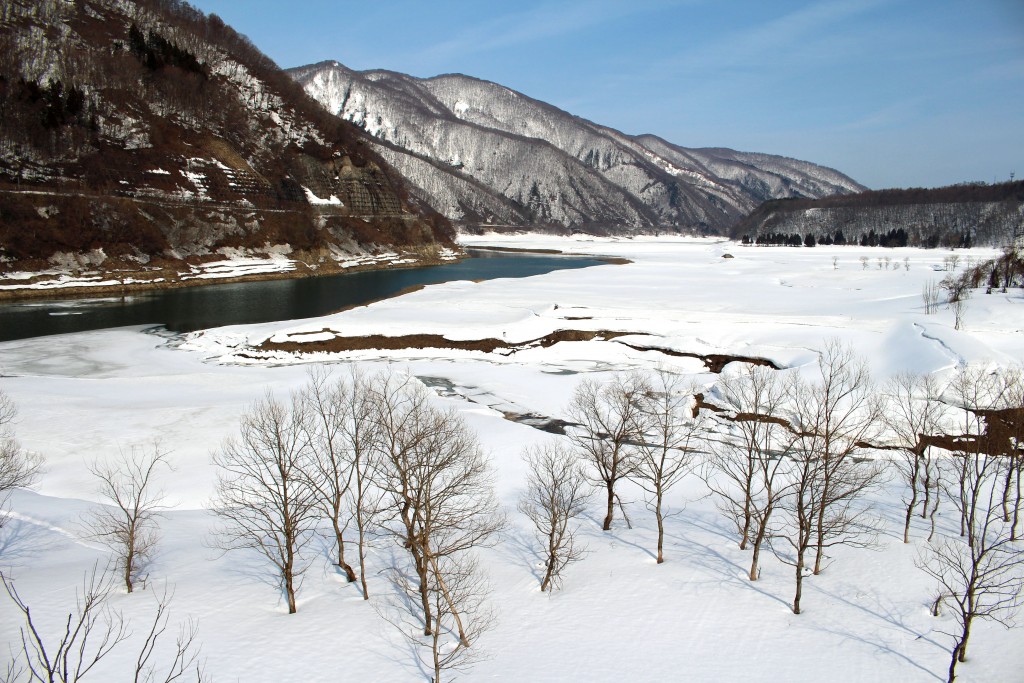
[[85, 445, 168, 594], [884, 372, 949, 543], [922, 280, 941, 314], [950, 295, 969, 330], [776, 341, 884, 614], [803, 341, 884, 575], [774, 423, 820, 615], [382, 553, 495, 683], [300, 366, 382, 597], [633, 369, 703, 564], [0, 390, 43, 529], [211, 391, 318, 614], [566, 373, 652, 531], [518, 443, 590, 590], [371, 374, 503, 642], [298, 367, 358, 584], [2, 568, 204, 683], [918, 391, 1024, 683], [341, 367, 383, 599], [705, 364, 795, 580]]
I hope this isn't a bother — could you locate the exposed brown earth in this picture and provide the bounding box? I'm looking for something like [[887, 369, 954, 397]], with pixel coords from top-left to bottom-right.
[[696, 394, 1023, 459], [620, 344, 780, 373], [256, 330, 784, 376], [259, 329, 632, 356]]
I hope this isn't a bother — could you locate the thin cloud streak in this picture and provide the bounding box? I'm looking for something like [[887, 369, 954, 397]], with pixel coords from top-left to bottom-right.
[[413, 0, 697, 71], [660, 0, 891, 74]]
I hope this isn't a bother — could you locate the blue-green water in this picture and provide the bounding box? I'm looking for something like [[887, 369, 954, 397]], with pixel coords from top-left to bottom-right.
[[0, 250, 607, 342]]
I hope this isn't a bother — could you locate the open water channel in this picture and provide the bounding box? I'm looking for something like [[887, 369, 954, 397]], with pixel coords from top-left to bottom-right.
[[0, 249, 608, 342]]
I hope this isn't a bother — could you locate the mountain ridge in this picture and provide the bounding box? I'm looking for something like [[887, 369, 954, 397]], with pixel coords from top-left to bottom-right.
[[289, 60, 866, 234]]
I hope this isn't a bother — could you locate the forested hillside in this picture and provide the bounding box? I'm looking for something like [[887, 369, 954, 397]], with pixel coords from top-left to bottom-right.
[[732, 181, 1024, 248], [0, 0, 452, 277]]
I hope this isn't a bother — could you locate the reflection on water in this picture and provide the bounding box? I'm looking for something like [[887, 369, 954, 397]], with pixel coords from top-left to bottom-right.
[[0, 250, 607, 342]]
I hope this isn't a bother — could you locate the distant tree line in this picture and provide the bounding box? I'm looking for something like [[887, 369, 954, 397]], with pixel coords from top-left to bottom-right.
[[740, 226, 972, 249]]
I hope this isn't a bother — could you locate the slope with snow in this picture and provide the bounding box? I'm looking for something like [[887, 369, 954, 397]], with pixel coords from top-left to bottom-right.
[[289, 62, 866, 234]]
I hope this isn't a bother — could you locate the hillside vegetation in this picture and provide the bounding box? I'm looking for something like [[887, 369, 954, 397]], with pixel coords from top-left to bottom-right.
[[0, 0, 452, 278], [733, 181, 1024, 248]]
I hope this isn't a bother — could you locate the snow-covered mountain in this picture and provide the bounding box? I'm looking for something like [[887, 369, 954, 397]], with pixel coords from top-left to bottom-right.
[[289, 61, 866, 234]]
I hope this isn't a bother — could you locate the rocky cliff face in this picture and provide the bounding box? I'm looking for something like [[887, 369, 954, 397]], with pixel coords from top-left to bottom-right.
[[0, 1, 452, 273], [289, 61, 865, 234]]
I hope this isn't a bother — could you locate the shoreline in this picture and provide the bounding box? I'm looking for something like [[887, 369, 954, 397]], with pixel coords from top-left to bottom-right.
[[0, 243, 630, 304], [0, 249, 462, 304]]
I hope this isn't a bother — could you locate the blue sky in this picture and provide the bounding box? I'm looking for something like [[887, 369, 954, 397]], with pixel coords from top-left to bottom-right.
[[188, 0, 1024, 190]]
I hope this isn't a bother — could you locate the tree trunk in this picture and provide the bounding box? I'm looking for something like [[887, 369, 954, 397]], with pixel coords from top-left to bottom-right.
[[413, 548, 433, 636], [1011, 465, 1022, 541], [125, 545, 135, 594], [428, 553, 470, 647], [354, 461, 370, 599], [739, 485, 752, 550], [1001, 462, 1014, 522], [542, 524, 557, 590], [357, 515, 370, 599], [656, 490, 665, 564], [749, 504, 772, 581], [432, 613, 442, 683], [540, 564, 553, 592], [905, 457, 920, 543], [903, 495, 916, 544], [285, 567, 297, 614], [921, 472, 931, 519], [928, 490, 940, 542], [792, 548, 805, 615], [602, 481, 615, 531], [957, 614, 973, 663], [332, 517, 357, 583], [814, 476, 829, 574], [948, 615, 973, 682]]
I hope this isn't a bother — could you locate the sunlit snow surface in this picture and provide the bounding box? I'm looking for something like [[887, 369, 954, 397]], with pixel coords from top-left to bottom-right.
[[1, 236, 1022, 682]]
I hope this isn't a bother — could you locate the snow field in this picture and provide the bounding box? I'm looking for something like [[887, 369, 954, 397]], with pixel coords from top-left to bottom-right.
[[1, 236, 1022, 681]]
